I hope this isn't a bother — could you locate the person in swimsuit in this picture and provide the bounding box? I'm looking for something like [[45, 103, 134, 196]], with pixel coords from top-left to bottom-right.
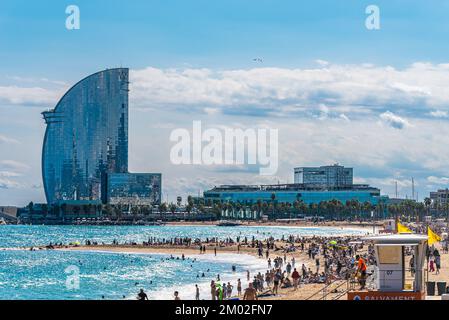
[[243, 283, 258, 300], [137, 289, 148, 300]]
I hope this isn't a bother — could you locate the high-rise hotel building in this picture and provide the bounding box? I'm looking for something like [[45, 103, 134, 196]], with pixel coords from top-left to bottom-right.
[[42, 68, 161, 206]]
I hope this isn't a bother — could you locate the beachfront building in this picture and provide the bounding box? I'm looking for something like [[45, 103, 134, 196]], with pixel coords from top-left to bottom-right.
[[202, 164, 390, 220], [107, 173, 162, 206], [430, 188, 449, 208], [41, 68, 161, 207], [0, 206, 17, 223], [203, 183, 387, 206], [294, 164, 353, 187]]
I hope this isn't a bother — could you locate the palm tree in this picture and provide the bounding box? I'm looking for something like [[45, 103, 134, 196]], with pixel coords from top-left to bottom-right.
[[103, 204, 113, 220], [169, 203, 177, 215], [251, 204, 258, 220], [235, 203, 242, 219], [83, 204, 90, 216], [286, 202, 292, 219], [27, 202, 34, 215], [212, 203, 222, 220], [261, 202, 268, 218], [226, 201, 234, 219], [131, 206, 140, 221], [61, 203, 67, 215], [158, 203, 168, 221], [309, 203, 318, 217], [424, 197, 432, 216], [53, 204, 61, 218], [318, 201, 328, 218], [41, 203, 48, 222], [256, 200, 263, 220], [96, 204, 102, 218], [271, 193, 276, 218], [73, 206, 80, 220]]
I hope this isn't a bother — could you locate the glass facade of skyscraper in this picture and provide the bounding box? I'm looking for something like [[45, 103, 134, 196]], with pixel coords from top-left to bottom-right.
[[42, 68, 129, 204], [107, 173, 162, 205]]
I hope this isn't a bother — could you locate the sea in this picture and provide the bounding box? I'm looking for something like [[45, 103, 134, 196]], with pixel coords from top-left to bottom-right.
[[0, 224, 369, 300]]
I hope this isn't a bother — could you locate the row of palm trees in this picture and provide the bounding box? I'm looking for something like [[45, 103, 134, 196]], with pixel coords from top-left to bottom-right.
[[25, 195, 449, 222], [199, 198, 385, 221]]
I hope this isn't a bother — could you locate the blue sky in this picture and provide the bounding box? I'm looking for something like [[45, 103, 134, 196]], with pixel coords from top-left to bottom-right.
[[2, 1, 449, 205], [2, 0, 449, 76]]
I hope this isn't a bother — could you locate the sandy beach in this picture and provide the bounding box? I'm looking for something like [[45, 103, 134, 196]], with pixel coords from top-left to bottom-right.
[[56, 234, 449, 300], [55, 232, 356, 301], [61, 244, 325, 300]]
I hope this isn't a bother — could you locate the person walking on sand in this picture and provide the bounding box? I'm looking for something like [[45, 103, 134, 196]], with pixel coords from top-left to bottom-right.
[[292, 268, 300, 290], [273, 271, 280, 294], [435, 255, 441, 274], [237, 279, 242, 296], [429, 258, 435, 273], [195, 284, 200, 300], [210, 281, 216, 300], [226, 282, 233, 298], [356, 255, 367, 290], [243, 283, 258, 300]]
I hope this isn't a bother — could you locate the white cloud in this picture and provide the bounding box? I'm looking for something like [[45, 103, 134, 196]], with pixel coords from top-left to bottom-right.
[[128, 63, 449, 118], [315, 59, 330, 67], [203, 107, 221, 115], [0, 86, 62, 106], [0, 134, 19, 144], [380, 111, 411, 129], [427, 176, 449, 185], [0, 178, 22, 189], [429, 110, 448, 118], [0, 160, 30, 171], [0, 171, 22, 177]]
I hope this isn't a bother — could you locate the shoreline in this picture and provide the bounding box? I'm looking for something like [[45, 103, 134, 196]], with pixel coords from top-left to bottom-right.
[[166, 220, 381, 228], [58, 247, 270, 300], [3, 220, 383, 230], [55, 243, 340, 300]]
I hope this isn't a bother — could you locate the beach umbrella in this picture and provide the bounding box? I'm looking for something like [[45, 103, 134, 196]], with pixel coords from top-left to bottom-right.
[[329, 240, 337, 245]]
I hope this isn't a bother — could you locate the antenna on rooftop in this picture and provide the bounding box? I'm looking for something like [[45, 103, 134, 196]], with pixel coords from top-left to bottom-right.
[[395, 181, 398, 198]]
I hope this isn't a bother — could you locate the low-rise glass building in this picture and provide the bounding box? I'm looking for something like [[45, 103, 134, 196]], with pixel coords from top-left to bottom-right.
[[204, 183, 388, 205]]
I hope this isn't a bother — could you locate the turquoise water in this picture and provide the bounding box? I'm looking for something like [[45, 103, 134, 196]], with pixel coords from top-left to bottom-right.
[[0, 225, 367, 300], [0, 249, 266, 300], [0, 224, 368, 248]]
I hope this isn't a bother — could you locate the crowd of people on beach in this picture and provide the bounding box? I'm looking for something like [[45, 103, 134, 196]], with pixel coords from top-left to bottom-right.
[[36, 223, 447, 301], [132, 233, 376, 300]]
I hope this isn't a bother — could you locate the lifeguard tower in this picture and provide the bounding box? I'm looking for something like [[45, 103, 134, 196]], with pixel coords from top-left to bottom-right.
[[348, 233, 428, 300]]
